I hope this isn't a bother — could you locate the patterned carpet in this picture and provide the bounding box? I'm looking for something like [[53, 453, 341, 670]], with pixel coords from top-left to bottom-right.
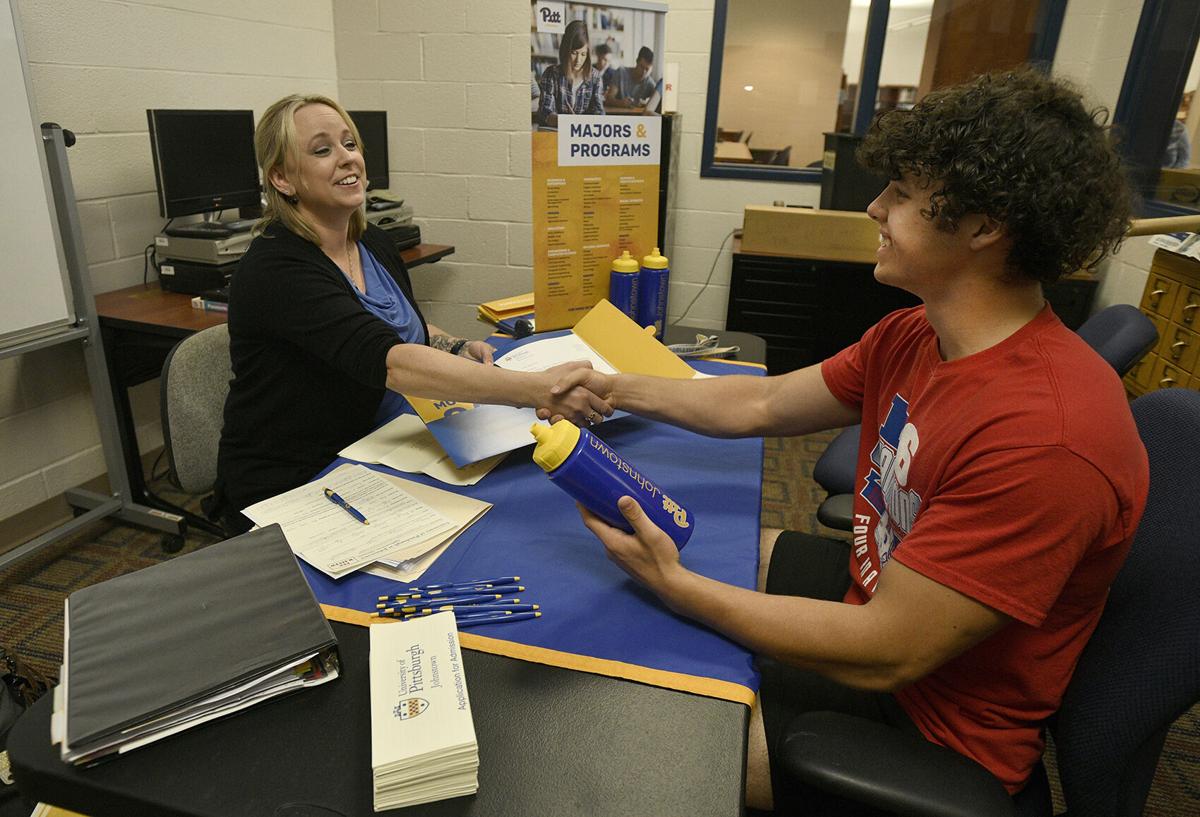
[[1, 435, 1197, 815]]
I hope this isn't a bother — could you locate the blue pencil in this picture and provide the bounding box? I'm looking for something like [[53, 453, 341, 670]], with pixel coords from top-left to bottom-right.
[[456, 611, 541, 628]]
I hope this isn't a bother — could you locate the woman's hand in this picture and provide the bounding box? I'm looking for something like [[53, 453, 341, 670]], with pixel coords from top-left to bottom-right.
[[537, 367, 615, 425], [535, 361, 613, 426], [458, 340, 495, 365]]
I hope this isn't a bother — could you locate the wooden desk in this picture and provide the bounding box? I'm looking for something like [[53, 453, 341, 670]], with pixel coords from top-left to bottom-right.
[[94, 243, 454, 531], [714, 141, 753, 163]]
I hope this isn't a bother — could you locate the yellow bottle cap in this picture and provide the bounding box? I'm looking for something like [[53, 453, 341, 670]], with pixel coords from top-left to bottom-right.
[[611, 250, 639, 273], [529, 420, 581, 472], [641, 247, 669, 269]]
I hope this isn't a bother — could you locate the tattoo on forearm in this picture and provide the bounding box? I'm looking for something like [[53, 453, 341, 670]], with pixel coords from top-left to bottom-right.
[[429, 334, 461, 353]]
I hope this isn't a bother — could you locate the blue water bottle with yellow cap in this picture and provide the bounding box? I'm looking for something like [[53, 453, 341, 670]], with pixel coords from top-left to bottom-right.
[[638, 247, 669, 339], [529, 420, 694, 549], [609, 250, 640, 324]]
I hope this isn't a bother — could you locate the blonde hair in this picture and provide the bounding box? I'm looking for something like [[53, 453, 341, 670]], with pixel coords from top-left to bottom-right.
[[253, 93, 367, 245]]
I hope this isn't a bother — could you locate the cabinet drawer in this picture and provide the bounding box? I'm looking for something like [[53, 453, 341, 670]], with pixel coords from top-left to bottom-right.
[[1140, 274, 1180, 318], [1158, 323, 1200, 373], [1171, 282, 1200, 330], [731, 273, 824, 305], [727, 305, 818, 339], [1145, 311, 1169, 350], [1125, 354, 1156, 391], [1149, 356, 1189, 390]]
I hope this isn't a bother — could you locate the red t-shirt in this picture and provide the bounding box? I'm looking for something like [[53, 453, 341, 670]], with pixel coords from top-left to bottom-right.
[[821, 304, 1148, 792]]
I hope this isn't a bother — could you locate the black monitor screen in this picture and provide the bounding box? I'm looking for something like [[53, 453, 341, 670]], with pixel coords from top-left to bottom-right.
[[348, 110, 389, 192], [146, 109, 260, 218]]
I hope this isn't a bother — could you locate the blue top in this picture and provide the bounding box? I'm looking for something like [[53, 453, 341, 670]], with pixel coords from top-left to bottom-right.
[[354, 243, 424, 341], [354, 242, 425, 422]]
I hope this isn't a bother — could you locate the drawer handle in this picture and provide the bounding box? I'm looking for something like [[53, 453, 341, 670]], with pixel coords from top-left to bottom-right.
[[1150, 289, 1165, 307], [1184, 303, 1198, 324], [1171, 340, 1189, 356], [1160, 377, 1177, 386]]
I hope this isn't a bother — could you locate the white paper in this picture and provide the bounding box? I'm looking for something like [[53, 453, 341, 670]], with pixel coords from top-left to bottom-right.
[[494, 333, 619, 375], [339, 413, 505, 486], [242, 465, 456, 578]]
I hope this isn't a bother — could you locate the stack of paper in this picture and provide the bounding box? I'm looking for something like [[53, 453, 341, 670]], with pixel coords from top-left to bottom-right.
[[244, 464, 491, 583], [477, 291, 533, 328], [371, 613, 479, 810], [338, 413, 505, 486]]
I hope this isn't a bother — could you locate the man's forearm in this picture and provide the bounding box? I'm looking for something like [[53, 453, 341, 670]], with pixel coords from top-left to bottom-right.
[[611, 372, 774, 437], [660, 568, 912, 691]]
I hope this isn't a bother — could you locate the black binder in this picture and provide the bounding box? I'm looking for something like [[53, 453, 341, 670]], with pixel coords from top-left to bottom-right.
[[56, 524, 339, 764]]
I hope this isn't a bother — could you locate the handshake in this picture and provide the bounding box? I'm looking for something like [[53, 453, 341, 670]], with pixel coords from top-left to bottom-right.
[[531, 361, 616, 427]]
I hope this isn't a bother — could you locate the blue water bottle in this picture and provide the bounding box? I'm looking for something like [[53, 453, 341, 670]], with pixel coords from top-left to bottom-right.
[[608, 250, 640, 323], [529, 421, 694, 549], [637, 247, 669, 339]]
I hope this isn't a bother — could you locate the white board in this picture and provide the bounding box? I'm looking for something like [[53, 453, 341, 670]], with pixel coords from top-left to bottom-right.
[[0, 0, 75, 351]]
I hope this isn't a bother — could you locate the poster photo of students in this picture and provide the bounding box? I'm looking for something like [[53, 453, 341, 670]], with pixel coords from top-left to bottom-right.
[[531, 1, 665, 132], [529, 1, 667, 332]]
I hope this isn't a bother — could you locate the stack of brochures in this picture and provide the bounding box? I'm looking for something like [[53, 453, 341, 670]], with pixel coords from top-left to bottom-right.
[[476, 291, 533, 332], [52, 525, 339, 765], [370, 612, 479, 809]]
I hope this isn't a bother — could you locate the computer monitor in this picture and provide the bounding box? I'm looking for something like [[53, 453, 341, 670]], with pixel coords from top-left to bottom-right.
[[348, 110, 389, 192], [146, 109, 260, 220]]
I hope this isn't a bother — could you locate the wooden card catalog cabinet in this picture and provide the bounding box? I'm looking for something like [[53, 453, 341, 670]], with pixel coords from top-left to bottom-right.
[[1125, 250, 1200, 396]]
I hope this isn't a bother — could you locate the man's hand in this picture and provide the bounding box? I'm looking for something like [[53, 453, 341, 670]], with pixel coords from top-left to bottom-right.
[[534, 361, 613, 426], [459, 340, 495, 365], [538, 367, 615, 424], [578, 497, 687, 600]]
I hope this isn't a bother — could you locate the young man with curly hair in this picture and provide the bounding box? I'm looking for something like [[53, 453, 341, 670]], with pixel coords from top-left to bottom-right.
[[549, 69, 1149, 811]]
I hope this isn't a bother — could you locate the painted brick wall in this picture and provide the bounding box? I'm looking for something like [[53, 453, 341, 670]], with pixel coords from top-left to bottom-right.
[[1, 0, 338, 521]]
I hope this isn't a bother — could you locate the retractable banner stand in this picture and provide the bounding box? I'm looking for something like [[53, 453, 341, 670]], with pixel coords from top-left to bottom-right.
[[531, 0, 667, 331]]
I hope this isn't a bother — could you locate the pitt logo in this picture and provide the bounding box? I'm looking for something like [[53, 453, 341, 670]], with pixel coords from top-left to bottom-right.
[[394, 697, 429, 720], [539, 6, 562, 23], [662, 495, 689, 528]]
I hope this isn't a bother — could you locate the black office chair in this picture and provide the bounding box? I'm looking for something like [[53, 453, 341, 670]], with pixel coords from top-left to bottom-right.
[[777, 387, 1200, 817], [812, 305, 1159, 531]]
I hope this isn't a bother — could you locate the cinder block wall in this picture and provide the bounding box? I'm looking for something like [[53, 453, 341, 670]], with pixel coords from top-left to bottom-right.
[[1, 0, 338, 526]]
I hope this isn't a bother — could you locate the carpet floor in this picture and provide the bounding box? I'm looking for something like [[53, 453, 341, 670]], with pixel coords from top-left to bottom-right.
[[1, 433, 1196, 815]]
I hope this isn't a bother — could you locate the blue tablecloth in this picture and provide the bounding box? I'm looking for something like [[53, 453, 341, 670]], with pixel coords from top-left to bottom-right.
[[304, 354, 765, 704]]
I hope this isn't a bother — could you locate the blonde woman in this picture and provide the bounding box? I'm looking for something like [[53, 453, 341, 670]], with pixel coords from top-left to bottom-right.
[[214, 94, 607, 533]]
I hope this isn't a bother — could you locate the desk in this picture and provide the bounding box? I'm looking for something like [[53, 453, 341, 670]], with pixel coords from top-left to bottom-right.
[[10, 621, 747, 817], [89, 243, 454, 535], [11, 340, 767, 817], [714, 141, 753, 163]]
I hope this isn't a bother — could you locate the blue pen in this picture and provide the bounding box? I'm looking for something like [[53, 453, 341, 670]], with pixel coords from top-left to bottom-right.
[[413, 584, 524, 598], [398, 593, 504, 609], [456, 611, 541, 628], [323, 487, 368, 524], [403, 603, 539, 617], [407, 576, 521, 591]]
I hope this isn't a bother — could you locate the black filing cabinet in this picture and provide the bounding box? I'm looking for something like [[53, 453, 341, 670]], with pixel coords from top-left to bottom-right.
[[725, 248, 919, 374]]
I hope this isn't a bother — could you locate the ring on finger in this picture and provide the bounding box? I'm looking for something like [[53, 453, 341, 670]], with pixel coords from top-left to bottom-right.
[[586, 410, 600, 425]]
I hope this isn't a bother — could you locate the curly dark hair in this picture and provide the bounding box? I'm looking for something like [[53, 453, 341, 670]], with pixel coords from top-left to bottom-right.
[[857, 69, 1132, 285]]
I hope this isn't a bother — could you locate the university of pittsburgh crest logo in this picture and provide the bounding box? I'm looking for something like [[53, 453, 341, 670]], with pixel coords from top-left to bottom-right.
[[393, 697, 429, 720]]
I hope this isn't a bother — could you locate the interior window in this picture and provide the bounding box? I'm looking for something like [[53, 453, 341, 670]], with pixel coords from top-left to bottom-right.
[[702, 0, 1065, 183]]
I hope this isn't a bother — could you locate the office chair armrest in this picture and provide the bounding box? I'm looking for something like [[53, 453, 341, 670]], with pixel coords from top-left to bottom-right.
[[816, 494, 855, 531], [778, 711, 1016, 817]]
